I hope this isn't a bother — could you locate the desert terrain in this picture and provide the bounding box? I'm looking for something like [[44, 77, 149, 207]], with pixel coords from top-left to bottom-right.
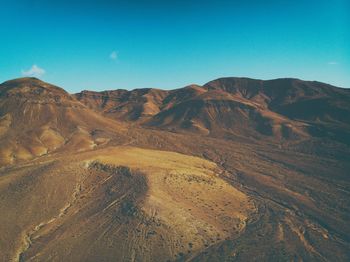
[[0, 77, 349, 261]]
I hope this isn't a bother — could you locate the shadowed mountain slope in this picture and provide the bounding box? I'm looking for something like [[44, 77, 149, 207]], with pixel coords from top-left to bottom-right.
[[202, 78, 350, 141]]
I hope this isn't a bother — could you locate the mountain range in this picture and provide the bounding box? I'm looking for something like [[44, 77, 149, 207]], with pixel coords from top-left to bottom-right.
[[0, 77, 349, 261]]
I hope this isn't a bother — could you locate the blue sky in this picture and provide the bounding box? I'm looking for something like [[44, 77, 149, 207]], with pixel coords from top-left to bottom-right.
[[0, 0, 349, 92]]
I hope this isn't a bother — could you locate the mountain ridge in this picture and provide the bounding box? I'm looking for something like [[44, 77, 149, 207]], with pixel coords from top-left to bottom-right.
[[73, 77, 350, 142], [0, 76, 349, 261]]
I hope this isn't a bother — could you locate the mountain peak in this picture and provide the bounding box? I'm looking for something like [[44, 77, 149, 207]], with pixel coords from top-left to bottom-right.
[[0, 77, 70, 99], [1, 77, 47, 87]]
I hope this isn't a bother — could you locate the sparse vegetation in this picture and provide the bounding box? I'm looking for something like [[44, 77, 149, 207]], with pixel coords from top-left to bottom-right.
[[0, 77, 349, 261]]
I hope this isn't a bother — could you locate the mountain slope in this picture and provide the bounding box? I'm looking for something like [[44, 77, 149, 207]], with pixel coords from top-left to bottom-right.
[[0, 77, 349, 261], [74, 88, 168, 122], [0, 78, 126, 166], [76, 77, 350, 142], [203, 77, 350, 142], [146, 88, 309, 139], [0, 146, 254, 262]]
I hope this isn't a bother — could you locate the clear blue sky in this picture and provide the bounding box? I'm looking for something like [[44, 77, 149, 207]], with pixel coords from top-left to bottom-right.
[[1, 0, 349, 92]]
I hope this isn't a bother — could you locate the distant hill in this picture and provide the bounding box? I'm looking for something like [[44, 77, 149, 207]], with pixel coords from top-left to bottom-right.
[[75, 77, 350, 142], [75, 88, 168, 122]]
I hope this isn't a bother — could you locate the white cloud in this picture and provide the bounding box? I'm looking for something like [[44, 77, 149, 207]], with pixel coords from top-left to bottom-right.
[[110, 51, 118, 60], [21, 64, 46, 77], [328, 61, 338, 65]]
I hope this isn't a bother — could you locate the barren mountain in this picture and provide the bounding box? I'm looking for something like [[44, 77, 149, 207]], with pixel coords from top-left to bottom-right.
[[76, 77, 350, 142], [204, 78, 350, 142], [74, 88, 168, 122], [0, 78, 126, 166], [1, 77, 349, 261]]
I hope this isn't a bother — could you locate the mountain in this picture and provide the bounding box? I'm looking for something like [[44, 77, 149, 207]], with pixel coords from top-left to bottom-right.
[[74, 88, 168, 122], [1, 77, 349, 262], [203, 78, 350, 141], [0, 78, 126, 166], [76, 77, 350, 142]]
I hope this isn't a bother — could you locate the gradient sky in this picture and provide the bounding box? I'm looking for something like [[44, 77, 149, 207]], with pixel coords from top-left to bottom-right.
[[1, 0, 349, 93]]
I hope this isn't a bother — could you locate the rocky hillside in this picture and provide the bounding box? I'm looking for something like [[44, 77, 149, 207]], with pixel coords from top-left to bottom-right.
[[76, 77, 350, 142], [0, 78, 126, 166]]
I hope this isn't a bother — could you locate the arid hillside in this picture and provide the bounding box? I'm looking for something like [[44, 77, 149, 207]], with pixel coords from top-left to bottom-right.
[[1, 77, 349, 261], [0, 78, 127, 166], [76, 77, 350, 142]]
